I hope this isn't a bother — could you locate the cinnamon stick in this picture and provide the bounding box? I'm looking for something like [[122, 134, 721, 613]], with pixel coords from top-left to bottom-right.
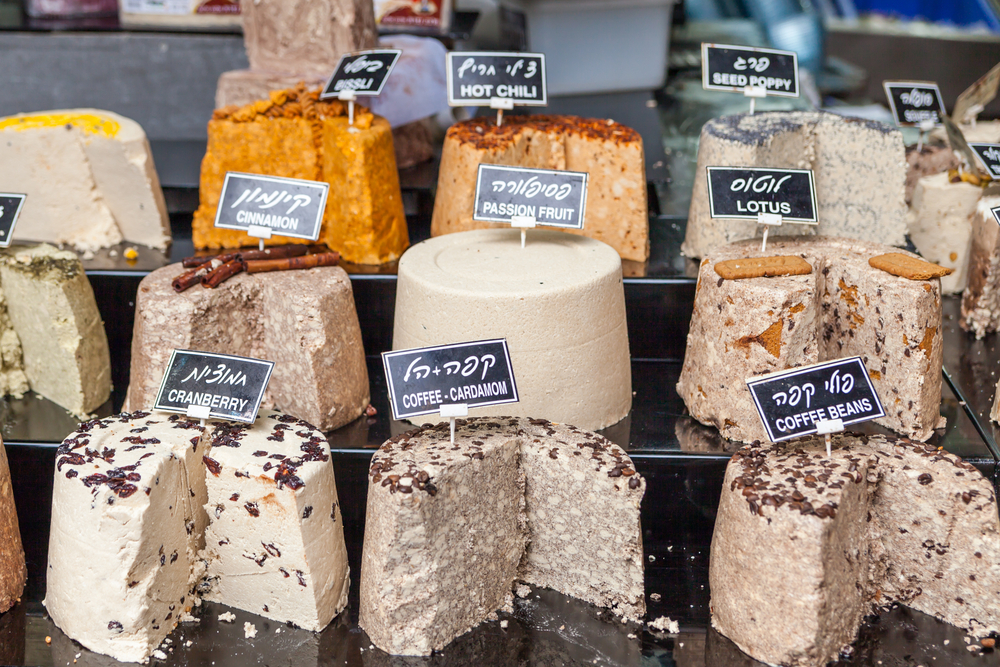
[[181, 245, 305, 268], [181, 256, 215, 269], [173, 254, 235, 292], [245, 252, 340, 274], [237, 245, 308, 262], [173, 265, 212, 292], [201, 258, 245, 288]]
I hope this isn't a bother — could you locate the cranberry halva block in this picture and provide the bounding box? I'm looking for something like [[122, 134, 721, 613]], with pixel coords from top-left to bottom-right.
[[359, 418, 644, 656], [710, 434, 1000, 667], [677, 237, 944, 443], [200, 413, 349, 631], [683, 111, 907, 259], [126, 263, 369, 432], [45, 412, 209, 663], [45, 410, 350, 663]]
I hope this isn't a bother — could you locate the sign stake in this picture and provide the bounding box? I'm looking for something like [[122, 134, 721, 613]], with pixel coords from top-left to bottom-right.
[[757, 212, 782, 252], [816, 418, 845, 458], [917, 119, 934, 152], [490, 97, 515, 128], [247, 224, 272, 252], [186, 404, 211, 428], [440, 403, 469, 445], [511, 215, 536, 248], [744, 86, 767, 115], [338, 90, 357, 126]]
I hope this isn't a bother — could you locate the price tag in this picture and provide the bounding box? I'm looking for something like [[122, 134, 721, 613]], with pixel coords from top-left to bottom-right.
[[153, 350, 275, 424], [883, 81, 946, 127], [447, 52, 546, 106], [473, 164, 587, 229], [707, 167, 817, 223], [320, 49, 402, 99], [970, 143, 1000, 179], [746, 357, 886, 443], [213, 172, 329, 242], [0, 194, 25, 248], [382, 339, 519, 420], [701, 43, 799, 98]]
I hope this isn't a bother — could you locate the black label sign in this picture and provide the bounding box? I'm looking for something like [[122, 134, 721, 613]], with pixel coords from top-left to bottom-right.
[[989, 206, 1000, 227], [214, 172, 329, 242], [473, 164, 587, 229], [707, 167, 817, 223], [447, 52, 546, 106], [0, 194, 25, 248], [971, 143, 1000, 179], [883, 81, 946, 127], [382, 339, 519, 420], [153, 350, 275, 424], [746, 357, 886, 443], [321, 49, 401, 98], [701, 43, 798, 98]]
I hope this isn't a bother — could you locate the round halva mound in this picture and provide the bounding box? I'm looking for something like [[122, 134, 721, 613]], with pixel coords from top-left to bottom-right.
[[392, 229, 632, 431]]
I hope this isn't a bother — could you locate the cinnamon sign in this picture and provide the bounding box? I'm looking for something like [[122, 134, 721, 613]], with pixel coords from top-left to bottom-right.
[[214, 172, 329, 242]]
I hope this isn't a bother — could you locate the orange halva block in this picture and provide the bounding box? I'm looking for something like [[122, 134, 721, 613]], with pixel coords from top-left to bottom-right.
[[193, 86, 409, 265]]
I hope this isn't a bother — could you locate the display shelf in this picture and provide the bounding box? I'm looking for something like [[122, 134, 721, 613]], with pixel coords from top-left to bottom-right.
[[2, 450, 996, 667]]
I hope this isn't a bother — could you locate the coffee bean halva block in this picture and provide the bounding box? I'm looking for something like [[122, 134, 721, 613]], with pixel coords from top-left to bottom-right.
[[961, 195, 1000, 338], [0, 438, 26, 615], [45, 410, 349, 663], [359, 417, 645, 656], [710, 434, 1000, 667], [677, 237, 944, 443], [682, 111, 907, 259], [126, 263, 369, 432], [200, 413, 349, 631]]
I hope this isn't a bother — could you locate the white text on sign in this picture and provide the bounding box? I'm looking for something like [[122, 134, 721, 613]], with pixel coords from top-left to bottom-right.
[[711, 73, 793, 90]]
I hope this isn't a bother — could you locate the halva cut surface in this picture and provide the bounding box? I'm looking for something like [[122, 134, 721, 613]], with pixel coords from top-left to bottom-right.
[[710, 434, 1000, 667], [392, 229, 631, 431], [0, 244, 111, 416], [431, 115, 648, 262], [200, 413, 349, 631], [677, 236, 944, 443], [360, 417, 645, 656], [683, 111, 907, 258], [126, 262, 369, 432], [0, 109, 170, 251], [46, 410, 350, 663]]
